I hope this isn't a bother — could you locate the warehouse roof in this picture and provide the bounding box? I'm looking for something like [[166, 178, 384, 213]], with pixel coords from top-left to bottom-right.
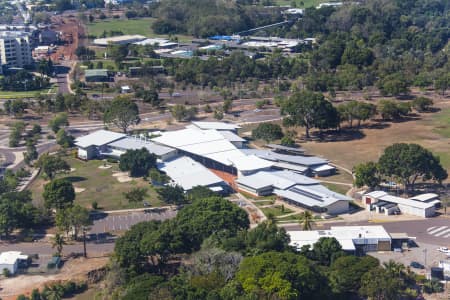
[[266, 144, 304, 153], [157, 156, 226, 190], [75, 130, 125, 148], [0, 251, 28, 265], [288, 225, 391, 251], [191, 121, 241, 131], [236, 170, 319, 191], [85, 69, 109, 77], [218, 130, 246, 142], [241, 149, 329, 166], [107, 136, 175, 157], [408, 193, 439, 202], [365, 191, 436, 209], [93, 35, 146, 46]]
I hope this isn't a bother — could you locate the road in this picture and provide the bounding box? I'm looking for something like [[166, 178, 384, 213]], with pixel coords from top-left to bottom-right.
[[281, 216, 450, 246]]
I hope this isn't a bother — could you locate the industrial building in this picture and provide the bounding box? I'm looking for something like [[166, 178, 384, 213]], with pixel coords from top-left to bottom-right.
[[0, 31, 33, 69], [0, 251, 28, 275], [363, 191, 438, 218], [84, 69, 111, 82], [74, 130, 177, 161], [93, 35, 147, 46], [236, 170, 350, 215], [75, 124, 350, 213], [157, 156, 228, 192], [288, 226, 392, 254]]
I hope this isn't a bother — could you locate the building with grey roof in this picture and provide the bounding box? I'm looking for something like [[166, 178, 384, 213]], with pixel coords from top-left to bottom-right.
[[241, 149, 335, 176], [236, 170, 349, 215], [0, 31, 33, 69], [106, 136, 178, 161], [75, 130, 126, 160], [157, 156, 228, 192]]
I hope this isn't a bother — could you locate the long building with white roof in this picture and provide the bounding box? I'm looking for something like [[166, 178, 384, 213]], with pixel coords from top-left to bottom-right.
[[236, 170, 350, 215], [288, 226, 392, 254], [157, 156, 228, 192], [363, 191, 438, 218]]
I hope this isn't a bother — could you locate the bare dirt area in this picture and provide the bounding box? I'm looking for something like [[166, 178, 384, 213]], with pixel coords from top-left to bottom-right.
[[49, 15, 85, 62], [300, 93, 450, 178], [0, 257, 108, 300]]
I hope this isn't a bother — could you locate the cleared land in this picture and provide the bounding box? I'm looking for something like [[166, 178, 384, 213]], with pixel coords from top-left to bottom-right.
[[28, 156, 163, 210], [301, 97, 450, 177]]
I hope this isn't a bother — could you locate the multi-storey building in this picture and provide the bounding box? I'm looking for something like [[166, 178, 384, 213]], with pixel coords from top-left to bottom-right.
[[0, 31, 33, 70]]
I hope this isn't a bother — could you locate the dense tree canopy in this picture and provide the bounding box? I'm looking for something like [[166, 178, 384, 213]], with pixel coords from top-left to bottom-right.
[[43, 179, 75, 210], [103, 97, 140, 133], [119, 148, 156, 177], [251, 123, 283, 142], [378, 143, 448, 192]]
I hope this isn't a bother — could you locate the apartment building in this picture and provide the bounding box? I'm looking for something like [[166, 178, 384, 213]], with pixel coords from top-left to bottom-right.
[[0, 31, 33, 69]]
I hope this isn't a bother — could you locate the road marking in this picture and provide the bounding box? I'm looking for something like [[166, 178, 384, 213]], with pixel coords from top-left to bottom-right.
[[434, 228, 450, 237], [428, 226, 448, 234], [427, 226, 436, 232], [445, 233, 450, 238]]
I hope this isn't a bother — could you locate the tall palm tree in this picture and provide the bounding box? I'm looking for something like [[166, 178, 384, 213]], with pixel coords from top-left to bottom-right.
[[298, 211, 314, 230], [383, 260, 405, 278], [51, 233, 66, 256]]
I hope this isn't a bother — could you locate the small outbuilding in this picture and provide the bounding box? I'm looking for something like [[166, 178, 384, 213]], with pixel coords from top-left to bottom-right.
[[85, 69, 110, 82], [0, 251, 28, 275]]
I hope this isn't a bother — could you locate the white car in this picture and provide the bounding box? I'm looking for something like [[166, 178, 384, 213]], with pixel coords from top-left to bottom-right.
[[437, 247, 450, 253]]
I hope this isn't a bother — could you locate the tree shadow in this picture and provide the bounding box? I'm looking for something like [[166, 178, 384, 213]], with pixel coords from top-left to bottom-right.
[[310, 129, 366, 142], [64, 176, 87, 183]]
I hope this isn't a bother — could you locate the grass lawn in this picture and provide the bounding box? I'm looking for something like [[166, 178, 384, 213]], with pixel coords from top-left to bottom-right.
[[28, 156, 163, 211], [253, 200, 275, 207], [432, 107, 450, 138], [86, 18, 192, 42], [321, 182, 350, 195], [260, 205, 293, 217], [0, 86, 56, 99]]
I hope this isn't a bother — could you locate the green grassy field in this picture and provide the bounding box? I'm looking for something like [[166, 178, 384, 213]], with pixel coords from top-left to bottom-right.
[[260, 205, 293, 217], [86, 18, 192, 42], [0, 85, 56, 99], [28, 156, 164, 211], [432, 108, 450, 138], [321, 182, 350, 195]]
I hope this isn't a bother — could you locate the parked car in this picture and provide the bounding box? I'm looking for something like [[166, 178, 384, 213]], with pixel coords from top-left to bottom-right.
[[437, 247, 450, 254], [410, 261, 425, 269], [393, 248, 403, 253]]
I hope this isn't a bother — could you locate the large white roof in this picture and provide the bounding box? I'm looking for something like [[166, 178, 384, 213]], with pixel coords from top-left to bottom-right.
[[191, 121, 241, 131], [152, 127, 271, 172], [365, 191, 436, 209], [75, 130, 126, 148], [409, 193, 439, 202], [107, 136, 175, 156], [236, 170, 319, 191], [288, 225, 391, 251], [158, 156, 226, 191], [0, 251, 28, 265]]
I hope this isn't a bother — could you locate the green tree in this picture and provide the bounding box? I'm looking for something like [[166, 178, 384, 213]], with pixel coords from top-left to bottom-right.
[[51, 233, 66, 256], [48, 113, 69, 133], [377, 73, 410, 97], [235, 251, 327, 299], [57, 204, 92, 240], [37, 154, 70, 179], [56, 129, 74, 148], [329, 255, 379, 296], [378, 143, 448, 192], [157, 185, 186, 205], [378, 99, 410, 120], [353, 161, 380, 189], [251, 123, 284, 142], [311, 237, 344, 266], [0, 191, 36, 238], [43, 179, 75, 210], [170, 104, 197, 122], [359, 267, 405, 300], [103, 97, 140, 133], [281, 91, 338, 138], [298, 211, 314, 230], [222, 99, 233, 113], [434, 74, 449, 96], [412, 97, 433, 112], [119, 148, 156, 177], [124, 187, 148, 203]]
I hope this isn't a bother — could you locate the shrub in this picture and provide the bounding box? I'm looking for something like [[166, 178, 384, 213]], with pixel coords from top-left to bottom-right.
[[92, 201, 98, 210], [3, 268, 11, 277]]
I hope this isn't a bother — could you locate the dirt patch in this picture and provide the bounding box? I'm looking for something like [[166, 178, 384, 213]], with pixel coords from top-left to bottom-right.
[[0, 257, 108, 300], [112, 172, 132, 183], [74, 187, 86, 193], [98, 164, 112, 169], [300, 97, 450, 180]]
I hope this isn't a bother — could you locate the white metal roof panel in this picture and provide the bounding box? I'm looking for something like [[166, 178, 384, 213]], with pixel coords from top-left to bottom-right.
[[158, 156, 226, 190], [191, 121, 241, 130], [75, 130, 126, 148], [409, 193, 439, 202], [107, 137, 175, 156], [219, 130, 246, 142]]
